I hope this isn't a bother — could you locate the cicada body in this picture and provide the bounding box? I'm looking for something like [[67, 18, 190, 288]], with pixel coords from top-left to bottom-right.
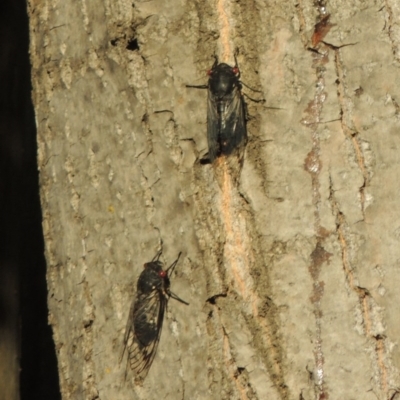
[[206, 59, 246, 162], [187, 56, 247, 162], [120, 251, 188, 384]]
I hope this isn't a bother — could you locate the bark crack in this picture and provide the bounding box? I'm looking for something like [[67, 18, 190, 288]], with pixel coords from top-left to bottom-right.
[[333, 48, 370, 217], [382, 0, 400, 65], [206, 301, 258, 400], [329, 176, 390, 395]]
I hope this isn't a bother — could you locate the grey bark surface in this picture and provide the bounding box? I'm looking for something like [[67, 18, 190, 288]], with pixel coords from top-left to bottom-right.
[[29, 0, 400, 399]]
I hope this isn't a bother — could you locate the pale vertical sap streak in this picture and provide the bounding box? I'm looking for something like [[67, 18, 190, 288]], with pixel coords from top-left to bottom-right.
[[218, 160, 284, 387], [216, 0, 234, 62], [215, 0, 255, 308], [214, 3, 285, 393], [219, 161, 257, 316]]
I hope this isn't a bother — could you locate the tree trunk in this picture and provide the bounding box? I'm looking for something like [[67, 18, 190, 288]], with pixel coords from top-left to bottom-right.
[[28, 0, 400, 399]]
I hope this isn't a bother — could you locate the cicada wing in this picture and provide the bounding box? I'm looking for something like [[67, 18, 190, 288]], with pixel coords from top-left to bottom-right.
[[219, 87, 247, 156], [206, 91, 220, 162], [121, 288, 167, 384]]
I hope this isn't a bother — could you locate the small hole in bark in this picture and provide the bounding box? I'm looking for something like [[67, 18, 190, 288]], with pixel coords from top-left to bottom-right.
[[206, 293, 227, 304], [126, 38, 139, 51]]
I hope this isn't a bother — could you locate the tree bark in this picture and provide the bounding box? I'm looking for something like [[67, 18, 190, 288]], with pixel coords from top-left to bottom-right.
[[28, 0, 400, 399]]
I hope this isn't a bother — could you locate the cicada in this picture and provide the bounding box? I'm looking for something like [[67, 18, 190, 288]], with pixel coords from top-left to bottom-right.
[[120, 251, 188, 384], [187, 55, 248, 162]]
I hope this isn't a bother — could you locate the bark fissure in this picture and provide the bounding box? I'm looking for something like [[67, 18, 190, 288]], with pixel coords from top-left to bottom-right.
[[329, 184, 391, 396]]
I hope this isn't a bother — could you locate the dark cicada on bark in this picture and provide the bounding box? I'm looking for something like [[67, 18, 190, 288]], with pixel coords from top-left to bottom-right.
[[187, 56, 247, 162], [120, 251, 188, 384]]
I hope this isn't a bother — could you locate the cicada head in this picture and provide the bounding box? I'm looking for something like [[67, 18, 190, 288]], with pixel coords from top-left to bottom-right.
[[208, 62, 240, 99]]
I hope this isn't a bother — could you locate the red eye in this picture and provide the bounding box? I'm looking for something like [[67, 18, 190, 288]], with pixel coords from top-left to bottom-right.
[[207, 69, 213, 76], [159, 270, 167, 278], [232, 67, 239, 74]]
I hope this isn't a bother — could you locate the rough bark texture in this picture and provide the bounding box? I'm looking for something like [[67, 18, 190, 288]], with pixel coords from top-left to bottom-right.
[[29, 0, 400, 399]]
